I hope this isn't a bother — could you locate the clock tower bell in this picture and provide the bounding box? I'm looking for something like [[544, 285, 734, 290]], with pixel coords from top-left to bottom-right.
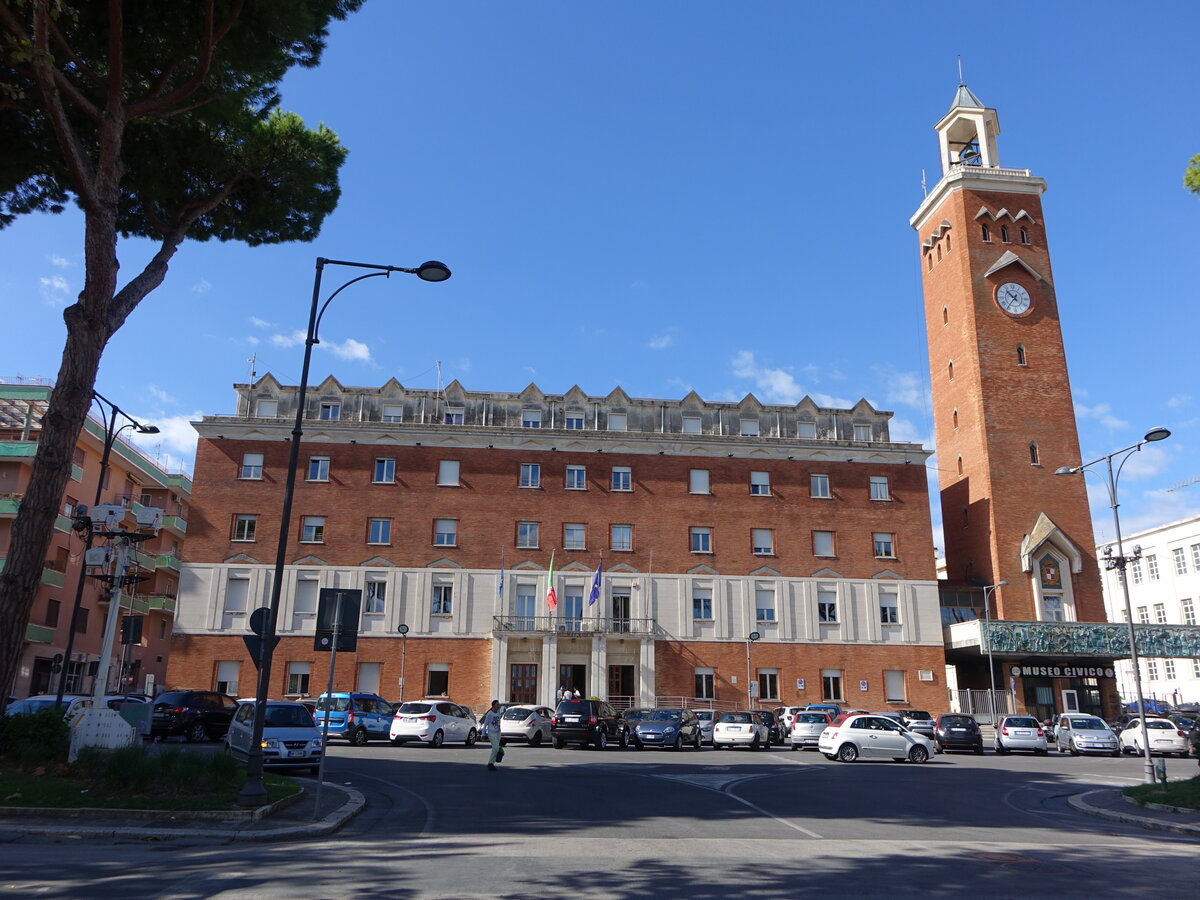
[[910, 84, 1104, 627]]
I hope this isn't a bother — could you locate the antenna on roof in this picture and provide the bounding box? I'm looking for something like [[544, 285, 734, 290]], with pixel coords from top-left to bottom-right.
[[921, 168, 928, 197], [957, 54, 964, 85], [247, 352, 257, 383]]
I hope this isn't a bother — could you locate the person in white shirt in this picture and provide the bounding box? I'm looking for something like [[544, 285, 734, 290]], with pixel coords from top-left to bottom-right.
[[480, 699, 503, 771]]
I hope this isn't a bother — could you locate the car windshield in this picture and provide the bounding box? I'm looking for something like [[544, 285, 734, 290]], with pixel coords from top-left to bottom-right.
[[7, 698, 63, 715], [647, 709, 682, 722], [1145, 720, 1173, 729], [1006, 717, 1040, 728], [398, 702, 433, 715], [501, 707, 532, 720], [905, 711, 932, 720], [265, 705, 315, 728], [795, 713, 828, 724], [941, 716, 974, 727], [1070, 717, 1107, 730], [719, 712, 753, 724], [313, 697, 351, 712]]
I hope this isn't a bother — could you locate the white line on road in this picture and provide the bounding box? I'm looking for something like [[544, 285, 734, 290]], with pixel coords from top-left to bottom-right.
[[339, 770, 436, 836]]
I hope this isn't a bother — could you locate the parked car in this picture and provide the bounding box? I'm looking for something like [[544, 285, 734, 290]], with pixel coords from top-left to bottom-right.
[[873, 711, 905, 724], [623, 707, 653, 732], [898, 710, 936, 737], [225, 700, 322, 773], [1054, 714, 1119, 756], [151, 690, 238, 742], [789, 710, 831, 750], [632, 707, 702, 750], [712, 710, 770, 750], [694, 709, 717, 744], [775, 706, 806, 732], [1118, 717, 1189, 757], [804, 703, 842, 718], [390, 700, 478, 747], [499, 705, 554, 746], [312, 692, 394, 745], [933, 713, 984, 754], [754, 709, 785, 746], [994, 715, 1048, 755], [1168, 713, 1196, 735], [1190, 721, 1200, 758], [551, 698, 626, 750], [5, 693, 150, 718], [818, 713, 935, 763]]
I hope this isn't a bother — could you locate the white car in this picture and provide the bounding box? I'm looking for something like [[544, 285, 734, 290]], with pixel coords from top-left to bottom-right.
[[790, 710, 832, 750], [994, 715, 1049, 755], [1054, 714, 1120, 756], [225, 700, 323, 773], [5, 693, 150, 718], [818, 713, 935, 763], [390, 700, 479, 747], [1119, 717, 1189, 757], [712, 710, 770, 750], [499, 705, 554, 746]]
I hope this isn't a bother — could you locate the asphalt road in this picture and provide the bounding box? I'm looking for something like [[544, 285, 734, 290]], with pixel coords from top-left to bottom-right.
[[2, 739, 1197, 898]]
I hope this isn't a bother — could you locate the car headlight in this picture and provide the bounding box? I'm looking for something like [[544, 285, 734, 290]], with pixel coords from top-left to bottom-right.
[[664, 726, 676, 734], [261, 738, 280, 750], [310, 737, 323, 748]]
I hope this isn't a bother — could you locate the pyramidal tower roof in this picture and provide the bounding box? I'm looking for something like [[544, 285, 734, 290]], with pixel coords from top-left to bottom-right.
[[949, 83, 985, 111]]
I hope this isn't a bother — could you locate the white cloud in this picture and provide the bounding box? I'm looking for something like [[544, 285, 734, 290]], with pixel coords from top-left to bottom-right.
[[247, 336, 260, 345], [250, 316, 277, 329], [148, 385, 177, 405], [648, 335, 674, 351], [270, 330, 306, 348], [1119, 443, 1171, 481], [47, 254, 71, 269], [881, 370, 928, 409], [39, 274, 70, 306], [192, 279, 212, 295], [125, 412, 200, 475], [1166, 395, 1191, 409], [730, 350, 853, 407], [324, 337, 372, 362], [886, 416, 932, 448], [1075, 401, 1129, 431]]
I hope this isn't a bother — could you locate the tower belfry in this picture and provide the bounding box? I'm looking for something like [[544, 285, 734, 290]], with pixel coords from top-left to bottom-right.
[[936, 84, 1001, 172]]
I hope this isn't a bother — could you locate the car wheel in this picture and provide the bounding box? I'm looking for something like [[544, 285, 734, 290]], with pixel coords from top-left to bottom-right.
[[530, 730, 544, 747], [349, 726, 368, 747], [429, 729, 444, 748], [837, 743, 859, 763], [908, 745, 929, 764], [1035, 748, 1049, 756], [186, 721, 207, 743], [465, 728, 477, 747], [672, 734, 683, 752], [1110, 748, 1121, 757], [995, 744, 1008, 755], [554, 738, 565, 749], [1068, 741, 1079, 756], [974, 746, 984, 755], [594, 729, 608, 751], [693, 732, 701, 750], [823, 753, 837, 760], [619, 729, 629, 749], [390, 737, 404, 747], [791, 742, 800, 751], [750, 734, 761, 751]]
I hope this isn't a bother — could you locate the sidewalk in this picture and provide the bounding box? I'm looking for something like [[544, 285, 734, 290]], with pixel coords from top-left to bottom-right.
[[0, 780, 365, 843], [1070, 787, 1200, 836]]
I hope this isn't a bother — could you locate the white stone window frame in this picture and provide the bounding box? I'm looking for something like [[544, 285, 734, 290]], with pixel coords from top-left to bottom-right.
[[382, 404, 403, 423], [232, 514, 257, 542], [240, 453, 264, 480], [682, 415, 702, 435], [607, 413, 628, 431], [1031, 548, 1076, 623], [869, 476, 890, 501], [437, 460, 460, 486], [690, 526, 712, 554], [307, 456, 330, 482], [611, 524, 633, 552], [811, 474, 831, 499], [565, 412, 585, 430], [373, 457, 396, 484], [519, 463, 541, 489], [300, 515, 325, 543], [521, 409, 542, 428], [563, 523, 586, 551], [434, 518, 457, 547], [611, 466, 632, 492], [752, 528, 774, 556], [565, 465, 587, 491], [517, 521, 540, 549]]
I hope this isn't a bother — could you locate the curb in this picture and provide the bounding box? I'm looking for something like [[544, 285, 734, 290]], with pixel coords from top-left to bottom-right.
[[0, 783, 366, 843], [1069, 789, 1200, 836], [0, 784, 304, 821]]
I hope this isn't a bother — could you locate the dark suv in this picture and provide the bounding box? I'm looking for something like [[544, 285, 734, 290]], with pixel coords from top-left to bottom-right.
[[551, 698, 626, 750], [151, 690, 238, 742]]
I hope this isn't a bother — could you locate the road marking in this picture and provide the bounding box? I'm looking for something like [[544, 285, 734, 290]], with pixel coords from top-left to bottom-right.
[[340, 770, 435, 836], [723, 781, 824, 839]]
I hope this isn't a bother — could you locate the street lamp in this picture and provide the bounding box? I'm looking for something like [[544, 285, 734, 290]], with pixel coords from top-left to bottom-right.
[[980, 581, 1007, 725], [398, 623, 409, 704], [745, 631, 761, 709], [237, 256, 450, 807], [1055, 425, 1170, 784], [55, 392, 158, 710]]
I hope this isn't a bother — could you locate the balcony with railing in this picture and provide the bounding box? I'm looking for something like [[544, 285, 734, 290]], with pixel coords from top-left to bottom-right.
[[492, 615, 659, 636]]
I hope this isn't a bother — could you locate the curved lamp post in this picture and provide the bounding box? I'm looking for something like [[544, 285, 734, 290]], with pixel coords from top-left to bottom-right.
[[745, 631, 761, 709], [237, 257, 451, 807], [55, 392, 158, 710], [980, 581, 1007, 725], [1054, 425, 1170, 784]]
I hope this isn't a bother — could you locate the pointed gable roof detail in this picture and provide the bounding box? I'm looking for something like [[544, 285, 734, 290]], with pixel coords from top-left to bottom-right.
[[949, 83, 985, 111]]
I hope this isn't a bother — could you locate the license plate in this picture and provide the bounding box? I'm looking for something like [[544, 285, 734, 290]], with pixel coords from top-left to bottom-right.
[[951, 728, 966, 732], [728, 726, 741, 732], [1015, 730, 1031, 736], [288, 750, 306, 757], [564, 716, 580, 723]]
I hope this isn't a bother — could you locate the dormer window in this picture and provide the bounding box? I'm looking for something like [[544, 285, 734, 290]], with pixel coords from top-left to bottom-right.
[[1000, 225, 1010, 243], [521, 409, 541, 428], [318, 402, 340, 420], [981, 224, 991, 242]]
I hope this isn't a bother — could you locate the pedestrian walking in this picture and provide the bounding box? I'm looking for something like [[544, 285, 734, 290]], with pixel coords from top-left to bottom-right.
[[481, 699, 504, 771]]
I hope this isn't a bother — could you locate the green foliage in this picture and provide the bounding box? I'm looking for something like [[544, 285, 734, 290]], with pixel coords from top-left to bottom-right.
[[1186, 154, 1200, 197], [0, 708, 70, 765], [1124, 774, 1200, 811], [75, 743, 241, 796]]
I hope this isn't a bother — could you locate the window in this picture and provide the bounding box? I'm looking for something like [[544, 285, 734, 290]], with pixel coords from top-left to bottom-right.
[[565, 412, 584, 430], [813, 531, 835, 557], [307, 456, 330, 481], [215, 660, 240, 696], [564, 523, 586, 550], [853, 424, 872, 441], [368, 518, 391, 545], [690, 527, 712, 553], [515, 588, 536, 630], [682, 415, 701, 434], [434, 519, 457, 547], [364, 580, 386, 614], [757, 669, 779, 701], [382, 404, 403, 423], [1041, 595, 1064, 622], [750, 471, 770, 496], [948, 361, 954, 380], [755, 587, 776, 622], [1020, 227, 1029, 244], [740, 418, 759, 436], [520, 463, 541, 488], [611, 524, 632, 551], [957, 456, 963, 476], [1182, 599, 1195, 626], [224, 577, 249, 614], [942, 305, 949, 325], [1173, 547, 1188, 575], [884, 670, 906, 702], [752, 529, 774, 555], [300, 516, 325, 543], [880, 590, 899, 624], [1017, 344, 1027, 366], [1165, 659, 1176, 680], [233, 514, 256, 542], [874, 533, 895, 558], [517, 521, 540, 549], [952, 409, 959, 429], [256, 399, 278, 418], [294, 578, 318, 613], [692, 588, 713, 620], [318, 402, 340, 420], [811, 474, 831, 499], [611, 467, 632, 491], [818, 588, 837, 623], [1029, 443, 1040, 465], [695, 668, 715, 699], [982, 224, 991, 241], [1146, 659, 1159, 680], [522, 409, 541, 428], [286, 662, 310, 696], [437, 460, 460, 486], [45, 598, 60, 628], [562, 590, 584, 631], [1147, 555, 1159, 580], [73, 607, 89, 634], [358, 661, 382, 694], [432, 584, 453, 615], [1131, 559, 1144, 584], [822, 669, 843, 701], [1137, 605, 1149, 624], [689, 469, 710, 494], [1192, 544, 1200, 570], [240, 453, 264, 480], [566, 465, 587, 490], [426, 663, 449, 696], [797, 421, 817, 439], [927, 253, 933, 271], [1153, 602, 1167, 624], [869, 476, 890, 501], [374, 457, 395, 483], [444, 407, 464, 425], [1000, 225, 1010, 243], [608, 413, 627, 431]]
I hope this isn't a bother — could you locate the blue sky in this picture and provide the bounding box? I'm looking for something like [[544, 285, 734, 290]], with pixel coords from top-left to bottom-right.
[[2, 2, 1197, 552]]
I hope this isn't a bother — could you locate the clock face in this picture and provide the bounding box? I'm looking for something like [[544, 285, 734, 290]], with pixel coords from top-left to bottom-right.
[[996, 282, 1031, 315]]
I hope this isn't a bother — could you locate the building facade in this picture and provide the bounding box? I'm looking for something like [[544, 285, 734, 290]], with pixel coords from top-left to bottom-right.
[[1, 380, 190, 698], [1097, 515, 1200, 707], [169, 378, 946, 712]]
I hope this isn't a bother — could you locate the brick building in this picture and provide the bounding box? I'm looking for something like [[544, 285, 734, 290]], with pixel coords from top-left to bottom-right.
[[170, 378, 945, 712], [1, 380, 190, 698]]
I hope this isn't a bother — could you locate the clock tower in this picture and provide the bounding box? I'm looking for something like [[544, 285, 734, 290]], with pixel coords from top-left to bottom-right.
[[911, 84, 1104, 626]]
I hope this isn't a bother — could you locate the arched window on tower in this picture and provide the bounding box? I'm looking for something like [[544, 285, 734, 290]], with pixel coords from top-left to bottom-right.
[[948, 360, 954, 380], [928, 252, 933, 271], [1017, 344, 1027, 366], [952, 409, 959, 429], [946, 232, 952, 252], [956, 456, 963, 476], [1029, 442, 1040, 465], [937, 244, 943, 260], [1020, 227, 1029, 245], [981, 224, 991, 242], [962, 505, 969, 528], [942, 306, 949, 325], [1001, 225, 1010, 243]]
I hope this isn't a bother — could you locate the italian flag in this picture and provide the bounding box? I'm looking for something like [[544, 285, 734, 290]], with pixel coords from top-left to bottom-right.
[[546, 550, 558, 611]]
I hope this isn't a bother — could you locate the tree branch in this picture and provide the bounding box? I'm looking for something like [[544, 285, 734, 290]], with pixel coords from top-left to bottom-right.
[[47, 13, 101, 87]]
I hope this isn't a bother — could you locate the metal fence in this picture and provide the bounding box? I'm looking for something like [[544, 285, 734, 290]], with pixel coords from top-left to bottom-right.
[[492, 615, 659, 635], [952, 689, 1012, 725]]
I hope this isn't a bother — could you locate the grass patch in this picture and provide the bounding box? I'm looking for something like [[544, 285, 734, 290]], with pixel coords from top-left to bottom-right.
[[1123, 774, 1200, 811]]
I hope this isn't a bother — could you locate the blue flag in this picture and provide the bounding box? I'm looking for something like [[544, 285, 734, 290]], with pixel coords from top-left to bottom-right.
[[498, 555, 505, 600], [588, 559, 603, 606]]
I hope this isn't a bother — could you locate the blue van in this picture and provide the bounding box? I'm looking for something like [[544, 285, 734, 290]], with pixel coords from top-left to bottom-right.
[[312, 692, 393, 745]]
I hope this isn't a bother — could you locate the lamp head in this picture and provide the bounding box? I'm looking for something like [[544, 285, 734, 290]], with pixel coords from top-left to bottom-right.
[[996, 581, 1008, 587], [1054, 466, 1076, 476], [1143, 426, 1170, 443], [137, 424, 160, 435], [414, 260, 452, 282]]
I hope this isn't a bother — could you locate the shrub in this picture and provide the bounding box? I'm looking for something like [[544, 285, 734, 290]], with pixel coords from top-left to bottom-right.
[[74, 743, 240, 796], [0, 708, 70, 765]]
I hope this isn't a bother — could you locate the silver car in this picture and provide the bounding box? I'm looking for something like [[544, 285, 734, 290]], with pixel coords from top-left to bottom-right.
[[995, 715, 1049, 755], [225, 700, 323, 773], [789, 710, 831, 750], [694, 710, 717, 744], [818, 713, 935, 763], [1055, 714, 1119, 756], [499, 705, 553, 746]]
